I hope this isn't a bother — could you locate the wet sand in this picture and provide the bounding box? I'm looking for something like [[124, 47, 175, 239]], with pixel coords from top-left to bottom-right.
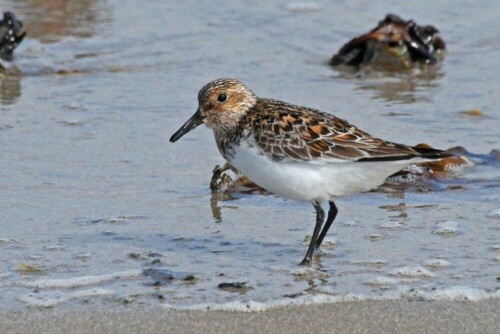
[[1, 300, 499, 334]]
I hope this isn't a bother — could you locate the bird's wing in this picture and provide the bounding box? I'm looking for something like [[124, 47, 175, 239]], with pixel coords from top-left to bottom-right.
[[250, 99, 431, 163]]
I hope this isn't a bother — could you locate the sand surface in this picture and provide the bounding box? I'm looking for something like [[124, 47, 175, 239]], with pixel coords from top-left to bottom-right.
[[1, 300, 499, 334]]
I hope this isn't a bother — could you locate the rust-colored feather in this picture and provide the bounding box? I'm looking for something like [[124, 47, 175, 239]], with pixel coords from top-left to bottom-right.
[[245, 98, 422, 162]]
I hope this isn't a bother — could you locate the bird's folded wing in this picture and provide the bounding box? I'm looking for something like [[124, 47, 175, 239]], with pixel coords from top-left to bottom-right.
[[251, 101, 426, 163]]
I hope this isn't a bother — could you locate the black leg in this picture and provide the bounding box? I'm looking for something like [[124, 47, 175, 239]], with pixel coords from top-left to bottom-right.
[[300, 201, 325, 265], [315, 201, 338, 249]]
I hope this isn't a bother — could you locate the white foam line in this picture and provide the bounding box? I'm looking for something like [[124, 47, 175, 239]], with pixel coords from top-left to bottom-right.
[[405, 287, 500, 302], [162, 287, 500, 313], [389, 265, 437, 278], [19, 269, 143, 289], [162, 293, 397, 313]]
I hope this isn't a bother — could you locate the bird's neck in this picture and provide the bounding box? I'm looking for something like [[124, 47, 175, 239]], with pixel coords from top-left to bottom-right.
[[213, 113, 253, 160]]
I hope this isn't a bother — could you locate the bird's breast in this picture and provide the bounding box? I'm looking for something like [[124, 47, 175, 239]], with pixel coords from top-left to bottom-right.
[[225, 139, 423, 202]]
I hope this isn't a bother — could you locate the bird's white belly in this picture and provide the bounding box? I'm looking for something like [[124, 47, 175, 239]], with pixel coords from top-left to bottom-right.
[[227, 141, 421, 202]]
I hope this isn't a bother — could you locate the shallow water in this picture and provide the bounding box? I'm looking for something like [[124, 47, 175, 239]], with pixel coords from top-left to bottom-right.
[[0, 0, 499, 311]]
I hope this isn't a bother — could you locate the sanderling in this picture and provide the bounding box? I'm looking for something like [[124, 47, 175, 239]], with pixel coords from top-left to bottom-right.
[[170, 78, 451, 264]]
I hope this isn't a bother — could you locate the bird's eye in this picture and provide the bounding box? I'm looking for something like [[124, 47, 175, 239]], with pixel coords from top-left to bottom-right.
[[217, 94, 227, 103]]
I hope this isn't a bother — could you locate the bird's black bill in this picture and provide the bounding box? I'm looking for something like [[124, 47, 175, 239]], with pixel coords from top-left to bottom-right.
[[169, 109, 205, 142]]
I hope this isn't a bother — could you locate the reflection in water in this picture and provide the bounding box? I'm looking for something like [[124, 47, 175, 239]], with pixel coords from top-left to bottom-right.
[[333, 66, 444, 103], [289, 260, 332, 298], [0, 0, 111, 104], [0, 75, 22, 105], [210, 192, 224, 223], [210, 191, 238, 224], [379, 202, 410, 219], [6, 0, 111, 43], [357, 77, 437, 103]]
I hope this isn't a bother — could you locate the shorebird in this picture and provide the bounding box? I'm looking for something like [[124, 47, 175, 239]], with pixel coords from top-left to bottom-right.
[[170, 78, 451, 264]]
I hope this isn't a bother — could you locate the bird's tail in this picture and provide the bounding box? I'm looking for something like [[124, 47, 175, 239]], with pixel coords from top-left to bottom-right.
[[357, 145, 453, 162], [411, 145, 454, 160]]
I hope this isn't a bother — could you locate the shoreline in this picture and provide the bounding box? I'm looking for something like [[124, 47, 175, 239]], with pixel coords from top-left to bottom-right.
[[1, 299, 499, 334]]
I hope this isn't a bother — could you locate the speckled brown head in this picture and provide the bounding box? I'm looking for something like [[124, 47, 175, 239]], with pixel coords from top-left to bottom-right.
[[170, 78, 257, 142]]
